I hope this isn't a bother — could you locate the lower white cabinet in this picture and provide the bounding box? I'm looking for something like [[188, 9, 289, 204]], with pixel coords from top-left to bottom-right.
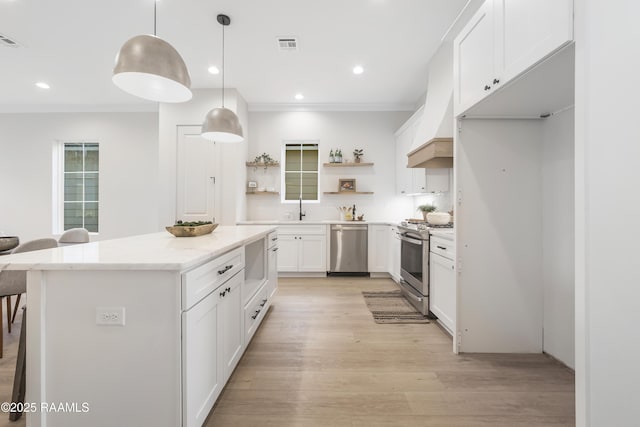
[[266, 243, 278, 298], [389, 226, 401, 282], [277, 226, 327, 272], [182, 270, 244, 427], [429, 252, 456, 334], [368, 225, 390, 273]]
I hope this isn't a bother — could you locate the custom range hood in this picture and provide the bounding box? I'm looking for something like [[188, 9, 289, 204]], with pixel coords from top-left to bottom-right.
[[407, 43, 454, 168]]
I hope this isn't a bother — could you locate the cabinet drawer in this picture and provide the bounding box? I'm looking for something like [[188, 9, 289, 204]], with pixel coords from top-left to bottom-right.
[[278, 224, 327, 235], [430, 236, 455, 260], [182, 247, 244, 310], [244, 285, 268, 343], [267, 231, 278, 248]]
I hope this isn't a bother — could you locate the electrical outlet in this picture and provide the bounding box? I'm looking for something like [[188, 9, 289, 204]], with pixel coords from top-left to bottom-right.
[[96, 307, 126, 326]]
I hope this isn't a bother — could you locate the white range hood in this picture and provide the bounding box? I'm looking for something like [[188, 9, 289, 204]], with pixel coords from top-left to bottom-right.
[[407, 42, 454, 168]]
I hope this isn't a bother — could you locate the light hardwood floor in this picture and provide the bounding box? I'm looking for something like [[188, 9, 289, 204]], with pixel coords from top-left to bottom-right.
[[0, 301, 24, 427], [207, 277, 575, 427], [0, 279, 575, 426]]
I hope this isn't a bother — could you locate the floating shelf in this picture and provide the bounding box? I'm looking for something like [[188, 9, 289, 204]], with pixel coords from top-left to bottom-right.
[[246, 162, 280, 167], [323, 162, 374, 167], [323, 191, 374, 195], [246, 191, 280, 195]]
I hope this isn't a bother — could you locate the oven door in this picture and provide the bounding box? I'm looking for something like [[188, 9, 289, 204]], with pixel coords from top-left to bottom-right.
[[400, 233, 426, 293]]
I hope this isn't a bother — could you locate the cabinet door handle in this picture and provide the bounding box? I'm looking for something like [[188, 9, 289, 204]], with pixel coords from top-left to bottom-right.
[[273, 247, 279, 252], [437, 245, 447, 250], [220, 290, 226, 297], [251, 309, 261, 320], [271, 237, 278, 241], [217, 265, 233, 275], [493, 78, 500, 84], [260, 299, 267, 307], [484, 85, 491, 91], [226, 287, 231, 293]]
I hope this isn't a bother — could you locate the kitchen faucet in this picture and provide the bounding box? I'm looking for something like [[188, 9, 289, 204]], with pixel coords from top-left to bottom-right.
[[299, 197, 306, 221]]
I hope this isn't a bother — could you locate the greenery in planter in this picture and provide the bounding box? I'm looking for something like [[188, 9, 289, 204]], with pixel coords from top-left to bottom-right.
[[417, 204, 436, 213], [353, 149, 364, 161], [253, 153, 278, 165]]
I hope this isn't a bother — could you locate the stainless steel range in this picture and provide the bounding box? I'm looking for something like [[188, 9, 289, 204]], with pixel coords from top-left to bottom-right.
[[397, 221, 452, 316]]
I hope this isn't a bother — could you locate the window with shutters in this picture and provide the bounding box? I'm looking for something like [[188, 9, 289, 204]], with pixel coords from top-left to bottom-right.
[[54, 142, 99, 233], [283, 142, 319, 202]]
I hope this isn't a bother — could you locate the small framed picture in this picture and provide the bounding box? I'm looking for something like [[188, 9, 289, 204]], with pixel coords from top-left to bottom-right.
[[339, 178, 356, 192]]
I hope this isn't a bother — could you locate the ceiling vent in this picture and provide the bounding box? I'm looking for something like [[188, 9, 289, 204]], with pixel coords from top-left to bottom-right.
[[0, 33, 21, 48], [277, 37, 298, 51]]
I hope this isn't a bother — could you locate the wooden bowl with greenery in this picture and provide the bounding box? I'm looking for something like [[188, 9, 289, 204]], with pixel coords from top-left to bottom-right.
[[165, 221, 218, 237]]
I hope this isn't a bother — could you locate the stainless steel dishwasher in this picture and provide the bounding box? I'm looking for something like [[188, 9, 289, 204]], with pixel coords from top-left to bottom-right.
[[329, 224, 368, 273]]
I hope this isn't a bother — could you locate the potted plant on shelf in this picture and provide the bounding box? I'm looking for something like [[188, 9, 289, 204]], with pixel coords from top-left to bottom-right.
[[353, 149, 363, 163], [335, 149, 343, 163], [417, 204, 436, 221]]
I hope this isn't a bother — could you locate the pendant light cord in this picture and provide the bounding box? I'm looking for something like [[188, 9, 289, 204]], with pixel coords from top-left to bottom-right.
[[153, 1, 157, 36], [221, 21, 225, 108]]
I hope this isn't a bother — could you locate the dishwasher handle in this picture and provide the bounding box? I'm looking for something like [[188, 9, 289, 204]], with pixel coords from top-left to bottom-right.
[[331, 224, 368, 231]]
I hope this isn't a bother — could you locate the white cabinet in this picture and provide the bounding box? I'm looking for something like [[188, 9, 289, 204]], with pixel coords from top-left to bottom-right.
[[182, 264, 244, 427], [388, 226, 401, 282], [266, 231, 278, 299], [429, 235, 456, 335], [182, 288, 222, 427], [219, 271, 244, 382], [395, 117, 418, 196], [277, 225, 327, 272], [454, 0, 573, 115], [368, 225, 390, 273]]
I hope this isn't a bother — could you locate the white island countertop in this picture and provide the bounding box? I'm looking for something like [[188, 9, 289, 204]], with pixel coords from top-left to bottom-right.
[[237, 220, 395, 225], [0, 225, 275, 272]]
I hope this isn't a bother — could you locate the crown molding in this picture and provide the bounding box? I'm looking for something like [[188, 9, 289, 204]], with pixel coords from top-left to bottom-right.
[[0, 104, 159, 113], [248, 102, 415, 112]]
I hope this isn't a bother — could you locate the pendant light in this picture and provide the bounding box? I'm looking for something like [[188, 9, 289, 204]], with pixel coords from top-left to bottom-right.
[[201, 14, 244, 143], [112, 1, 192, 103]]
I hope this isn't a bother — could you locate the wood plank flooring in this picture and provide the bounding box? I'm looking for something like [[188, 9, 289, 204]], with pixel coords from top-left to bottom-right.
[[207, 277, 575, 427], [0, 278, 575, 426]]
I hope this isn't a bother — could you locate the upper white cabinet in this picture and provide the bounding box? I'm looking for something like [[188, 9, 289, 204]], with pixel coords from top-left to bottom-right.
[[395, 119, 417, 196], [411, 168, 450, 194], [454, 0, 573, 116]]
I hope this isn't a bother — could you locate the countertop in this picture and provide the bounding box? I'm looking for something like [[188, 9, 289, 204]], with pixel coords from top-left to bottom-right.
[[237, 220, 395, 225], [0, 225, 276, 272]]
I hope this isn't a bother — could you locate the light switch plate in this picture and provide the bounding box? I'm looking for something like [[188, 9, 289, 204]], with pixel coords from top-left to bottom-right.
[[96, 307, 126, 326]]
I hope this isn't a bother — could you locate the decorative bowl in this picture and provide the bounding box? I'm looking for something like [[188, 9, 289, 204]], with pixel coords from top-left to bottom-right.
[[426, 212, 451, 225], [0, 236, 19, 252], [165, 223, 218, 237]]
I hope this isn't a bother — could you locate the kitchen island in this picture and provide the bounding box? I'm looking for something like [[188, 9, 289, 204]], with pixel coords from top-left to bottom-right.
[[0, 225, 277, 427]]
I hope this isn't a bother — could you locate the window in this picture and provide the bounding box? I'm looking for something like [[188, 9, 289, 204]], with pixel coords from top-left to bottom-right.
[[60, 142, 99, 232], [283, 142, 319, 201]]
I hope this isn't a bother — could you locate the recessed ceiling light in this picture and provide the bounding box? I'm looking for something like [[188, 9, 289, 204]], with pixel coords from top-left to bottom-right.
[[35, 82, 50, 89], [295, 93, 304, 100], [207, 66, 220, 75], [353, 65, 364, 75]]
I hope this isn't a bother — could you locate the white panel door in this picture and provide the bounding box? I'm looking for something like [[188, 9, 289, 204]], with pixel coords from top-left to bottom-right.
[[454, 0, 496, 115], [389, 227, 401, 282], [219, 272, 244, 381], [395, 121, 417, 195], [425, 169, 451, 193], [499, 0, 573, 84], [429, 252, 456, 334], [298, 235, 327, 272], [368, 225, 390, 273], [177, 127, 218, 222], [411, 168, 427, 194], [276, 235, 299, 272], [182, 291, 221, 427]]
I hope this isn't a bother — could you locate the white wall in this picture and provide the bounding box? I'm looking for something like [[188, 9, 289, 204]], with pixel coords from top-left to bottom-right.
[[158, 89, 248, 227], [246, 111, 411, 221], [0, 113, 158, 242], [542, 108, 575, 368], [575, 1, 640, 425]]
